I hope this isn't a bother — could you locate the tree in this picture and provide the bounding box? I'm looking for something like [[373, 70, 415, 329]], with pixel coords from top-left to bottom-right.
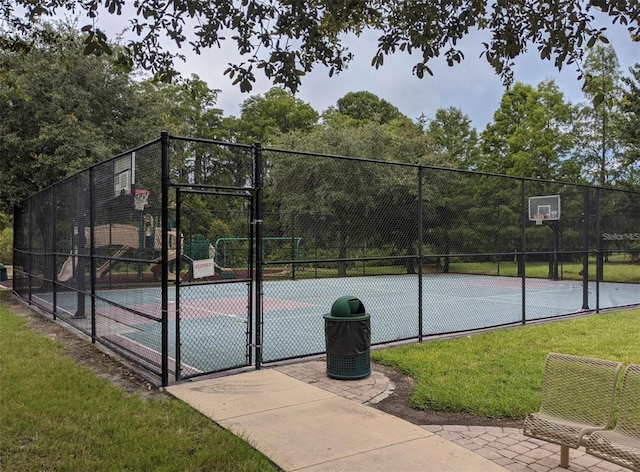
[[478, 81, 578, 181], [0, 22, 237, 216], [0, 212, 12, 263], [226, 87, 319, 144], [474, 81, 579, 276], [0, 23, 156, 213], [2, 1, 638, 93], [268, 97, 433, 275], [574, 45, 626, 186], [335, 91, 404, 124], [422, 107, 479, 168], [619, 63, 640, 188], [140, 75, 231, 185]]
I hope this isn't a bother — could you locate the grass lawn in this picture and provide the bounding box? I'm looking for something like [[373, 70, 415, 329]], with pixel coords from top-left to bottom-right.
[[372, 307, 640, 420], [0, 290, 280, 472], [286, 257, 640, 283]]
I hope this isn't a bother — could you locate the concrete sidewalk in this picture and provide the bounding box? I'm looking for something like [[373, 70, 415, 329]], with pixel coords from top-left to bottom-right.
[[167, 361, 631, 471], [167, 368, 507, 471], [274, 362, 630, 472]]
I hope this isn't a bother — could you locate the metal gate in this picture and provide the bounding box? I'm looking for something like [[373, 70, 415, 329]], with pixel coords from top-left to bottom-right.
[[173, 185, 256, 380]]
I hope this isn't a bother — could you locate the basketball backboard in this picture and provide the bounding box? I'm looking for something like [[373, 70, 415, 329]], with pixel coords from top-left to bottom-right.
[[528, 195, 560, 222], [113, 152, 135, 197]]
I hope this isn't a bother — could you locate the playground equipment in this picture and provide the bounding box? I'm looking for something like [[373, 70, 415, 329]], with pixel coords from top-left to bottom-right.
[[57, 224, 141, 282], [58, 245, 130, 282], [182, 234, 235, 279], [57, 254, 76, 282], [57, 224, 179, 282], [57, 229, 294, 283]]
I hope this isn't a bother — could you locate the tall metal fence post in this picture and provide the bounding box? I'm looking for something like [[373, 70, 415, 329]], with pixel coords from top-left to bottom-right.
[[520, 179, 526, 324], [254, 143, 264, 370], [161, 132, 170, 386], [28, 198, 33, 305], [595, 187, 601, 311], [418, 166, 424, 342], [52, 186, 57, 320], [290, 213, 296, 280], [175, 188, 182, 380], [73, 178, 87, 319], [247, 180, 255, 368], [582, 187, 590, 311], [89, 168, 97, 342]]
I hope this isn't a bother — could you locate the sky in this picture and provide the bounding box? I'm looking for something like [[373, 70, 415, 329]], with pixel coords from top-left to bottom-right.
[[100, 8, 639, 132]]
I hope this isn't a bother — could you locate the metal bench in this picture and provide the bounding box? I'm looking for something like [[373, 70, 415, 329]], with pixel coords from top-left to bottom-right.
[[523, 352, 623, 468], [585, 363, 640, 471]]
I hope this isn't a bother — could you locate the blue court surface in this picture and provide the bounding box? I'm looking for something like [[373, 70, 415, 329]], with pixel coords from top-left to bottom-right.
[[37, 274, 640, 375]]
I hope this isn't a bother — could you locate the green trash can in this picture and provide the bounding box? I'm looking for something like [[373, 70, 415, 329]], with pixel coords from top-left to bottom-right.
[[324, 296, 371, 380], [0, 264, 6, 282]]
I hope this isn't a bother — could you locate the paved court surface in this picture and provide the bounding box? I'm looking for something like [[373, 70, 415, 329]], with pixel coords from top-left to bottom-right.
[[24, 274, 640, 375]]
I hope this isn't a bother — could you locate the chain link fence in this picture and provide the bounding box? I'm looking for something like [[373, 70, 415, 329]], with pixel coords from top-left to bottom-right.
[[13, 135, 640, 385], [13, 139, 165, 377]]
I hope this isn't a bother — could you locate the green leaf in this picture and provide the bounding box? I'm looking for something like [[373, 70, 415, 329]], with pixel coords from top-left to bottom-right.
[[593, 92, 605, 108], [83, 42, 97, 55]]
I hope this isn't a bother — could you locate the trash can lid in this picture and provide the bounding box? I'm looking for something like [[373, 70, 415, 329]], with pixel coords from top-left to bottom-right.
[[324, 295, 368, 320], [0, 263, 4, 269]]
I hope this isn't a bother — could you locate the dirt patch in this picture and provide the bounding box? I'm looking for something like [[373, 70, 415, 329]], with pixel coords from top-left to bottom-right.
[[5, 293, 522, 427]]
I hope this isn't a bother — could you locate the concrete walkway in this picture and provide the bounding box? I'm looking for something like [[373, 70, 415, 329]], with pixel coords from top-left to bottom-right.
[[167, 361, 631, 472], [167, 368, 506, 471]]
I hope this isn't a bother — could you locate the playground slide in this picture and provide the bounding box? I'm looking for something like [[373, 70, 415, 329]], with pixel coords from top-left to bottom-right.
[[96, 245, 130, 278], [57, 225, 153, 282], [58, 225, 181, 281], [57, 254, 76, 282], [58, 245, 131, 281]]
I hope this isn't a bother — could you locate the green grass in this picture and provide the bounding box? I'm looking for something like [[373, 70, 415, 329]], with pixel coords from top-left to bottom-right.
[[372, 308, 640, 420], [282, 258, 640, 283], [0, 290, 280, 472], [446, 259, 640, 283]]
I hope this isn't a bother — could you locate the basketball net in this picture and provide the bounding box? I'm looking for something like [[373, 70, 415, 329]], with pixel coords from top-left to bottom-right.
[[533, 213, 546, 225], [134, 189, 150, 211]]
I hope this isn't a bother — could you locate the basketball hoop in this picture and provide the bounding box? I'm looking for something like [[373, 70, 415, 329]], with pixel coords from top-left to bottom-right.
[[134, 189, 149, 211], [533, 213, 546, 225]]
